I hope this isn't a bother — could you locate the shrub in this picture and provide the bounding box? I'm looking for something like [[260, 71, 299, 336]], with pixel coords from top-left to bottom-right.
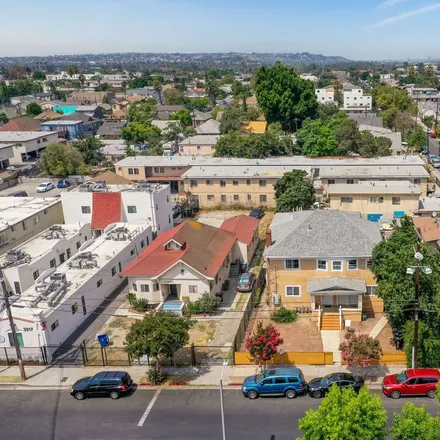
[[126, 292, 149, 313], [186, 293, 220, 315], [147, 368, 166, 385], [271, 307, 298, 323], [245, 321, 283, 367], [339, 328, 382, 367]]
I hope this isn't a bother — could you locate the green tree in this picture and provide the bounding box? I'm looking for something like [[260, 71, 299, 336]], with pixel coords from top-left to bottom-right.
[[121, 122, 162, 145], [404, 320, 440, 368], [127, 100, 157, 123], [162, 121, 183, 142], [406, 126, 427, 150], [0, 112, 8, 124], [25, 102, 42, 117], [164, 88, 186, 105], [254, 62, 318, 131], [72, 136, 104, 165], [125, 146, 136, 157], [78, 74, 86, 89], [170, 109, 192, 127], [39, 143, 89, 177], [152, 78, 163, 105], [124, 311, 194, 369], [317, 102, 341, 121], [359, 131, 392, 157], [274, 170, 315, 212], [220, 105, 246, 134], [32, 71, 46, 81], [187, 97, 209, 111], [129, 76, 150, 89], [336, 118, 361, 154], [298, 386, 387, 440], [67, 65, 79, 77]]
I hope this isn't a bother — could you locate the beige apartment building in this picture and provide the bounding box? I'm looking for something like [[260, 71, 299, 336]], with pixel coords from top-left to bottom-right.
[[178, 135, 219, 156], [328, 181, 421, 219]]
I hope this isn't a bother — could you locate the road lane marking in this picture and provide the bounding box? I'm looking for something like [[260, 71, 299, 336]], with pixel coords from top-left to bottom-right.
[[137, 389, 161, 427]]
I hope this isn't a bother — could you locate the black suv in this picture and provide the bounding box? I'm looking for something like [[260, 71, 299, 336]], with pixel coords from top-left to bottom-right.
[[70, 371, 133, 400]]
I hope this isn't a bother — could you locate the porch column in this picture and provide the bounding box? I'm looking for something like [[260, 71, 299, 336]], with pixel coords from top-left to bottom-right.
[[358, 293, 363, 309], [311, 294, 316, 311]]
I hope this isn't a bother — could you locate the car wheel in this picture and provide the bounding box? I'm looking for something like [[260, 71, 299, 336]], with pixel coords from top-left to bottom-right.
[[390, 390, 401, 399], [428, 389, 436, 398], [312, 390, 323, 399], [246, 390, 259, 400], [110, 391, 120, 400], [285, 389, 297, 399], [74, 392, 85, 401]]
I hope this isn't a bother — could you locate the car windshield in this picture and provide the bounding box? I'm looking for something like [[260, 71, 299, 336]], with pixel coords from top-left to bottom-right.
[[395, 371, 408, 383], [255, 371, 269, 382], [239, 276, 250, 283]]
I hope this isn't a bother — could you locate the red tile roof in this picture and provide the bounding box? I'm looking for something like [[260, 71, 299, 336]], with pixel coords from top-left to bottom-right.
[[220, 215, 259, 245], [91, 192, 121, 229], [121, 220, 236, 278], [0, 117, 41, 132]]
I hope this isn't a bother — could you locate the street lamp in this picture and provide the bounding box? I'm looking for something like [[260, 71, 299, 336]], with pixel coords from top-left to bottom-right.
[[220, 360, 228, 440]]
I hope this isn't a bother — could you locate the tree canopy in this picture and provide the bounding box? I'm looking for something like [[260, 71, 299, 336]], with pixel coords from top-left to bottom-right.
[[39, 143, 89, 177], [254, 62, 318, 131], [358, 131, 392, 157], [26, 102, 42, 117], [170, 109, 192, 127], [32, 71, 46, 81], [72, 136, 104, 165], [127, 100, 157, 123], [164, 88, 186, 105], [274, 170, 315, 212], [406, 125, 427, 150], [121, 121, 162, 145], [0, 112, 8, 124]]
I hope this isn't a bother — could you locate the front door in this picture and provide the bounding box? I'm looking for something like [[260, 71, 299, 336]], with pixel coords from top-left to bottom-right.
[[8, 333, 24, 347], [322, 295, 333, 308], [169, 284, 178, 299]]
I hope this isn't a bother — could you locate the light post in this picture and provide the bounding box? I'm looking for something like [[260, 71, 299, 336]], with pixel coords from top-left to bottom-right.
[[406, 246, 432, 369], [220, 360, 228, 440]]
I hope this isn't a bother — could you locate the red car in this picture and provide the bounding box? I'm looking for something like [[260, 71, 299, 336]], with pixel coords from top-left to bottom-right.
[[382, 368, 440, 399]]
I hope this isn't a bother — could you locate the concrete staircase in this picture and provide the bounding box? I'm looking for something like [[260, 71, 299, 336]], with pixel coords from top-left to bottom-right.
[[321, 314, 342, 331], [229, 262, 239, 279], [162, 300, 183, 314]]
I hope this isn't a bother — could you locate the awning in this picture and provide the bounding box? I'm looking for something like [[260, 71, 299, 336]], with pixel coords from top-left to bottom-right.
[[307, 277, 366, 295]]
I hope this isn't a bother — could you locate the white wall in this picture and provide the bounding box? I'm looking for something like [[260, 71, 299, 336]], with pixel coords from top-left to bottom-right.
[[315, 89, 335, 103], [9, 132, 58, 163], [61, 192, 93, 224], [343, 88, 372, 110]]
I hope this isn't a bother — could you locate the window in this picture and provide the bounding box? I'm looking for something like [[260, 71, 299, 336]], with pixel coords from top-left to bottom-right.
[[197, 145, 201, 150], [233, 180, 239, 186], [51, 320, 59, 331], [328, 179, 336, 185], [414, 179, 421, 184], [286, 285, 301, 296], [189, 285, 198, 294], [332, 261, 342, 271], [153, 283, 159, 291], [366, 259, 373, 269], [392, 197, 401, 205], [206, 179, 213, 186], [259, 180, 267, 187], [260, 378, 272, 386], [348, 259, 358, 270], [22, 221, 27, 231], [221, 195, 227, 202], [247, 194, 252, 201], [128, 168, 134, 175], [168, 215, 171, 224], [341, 197, 353, 203], [140, 240, 145, 248], [146, 237, 149, 246], [134, 168, 139, 175], [33, 216, 40, 225], [155, 204, 158, 211], [76, 241, 81, 250], [33, 270, 39, 280], [130, 249, 135, 256], [81, 296, 87, 315], [317, 260, 327, 270], [97, 279, 103, 288], [154, 167, 159, 173], [59, 253, 65, 264], [11, 226, 15, 232], [246, 179, 251, 186], [220, 180, 226, 187], [274, 377, 286, 384], [366, 285, 377, 296], [233, 195, 239, 201], [132, 283, 137, 291], [180, 269, 185, 275], [190, 180, 198, 187], [50, 258, 56, 268], [159, 167, 164, 173], [14, 282, 21, 295], [66, 248, 71, 259], [140, 284, 149, 292], [346, 179, 354, 184], [118, 262, 122, 272], [287, 377, 299, 383], [71, 303, 78, 314], [369, 197, 384, 203], [44, 209, 48, 215], [260, 195, 267, 203], [207, 195, 215, 201], [285, 259, 299, 270], [111, 266, 116, 276], [127, 206, 137, 214], [81, 206, 91, 214]]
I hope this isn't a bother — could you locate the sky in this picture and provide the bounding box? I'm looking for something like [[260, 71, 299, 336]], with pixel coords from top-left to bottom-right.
[[1, 0, 440, 60]]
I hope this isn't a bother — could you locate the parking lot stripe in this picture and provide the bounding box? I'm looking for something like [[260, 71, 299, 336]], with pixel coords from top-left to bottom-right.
[[137, 389, 161, 427]]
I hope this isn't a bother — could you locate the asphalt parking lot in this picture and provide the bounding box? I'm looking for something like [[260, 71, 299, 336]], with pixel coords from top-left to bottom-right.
[[0, 388, 437, 440], [0, 179, 71, 198]]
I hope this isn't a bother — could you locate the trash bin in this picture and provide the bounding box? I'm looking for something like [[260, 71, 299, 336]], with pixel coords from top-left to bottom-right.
[[97, 334, 110, 348]]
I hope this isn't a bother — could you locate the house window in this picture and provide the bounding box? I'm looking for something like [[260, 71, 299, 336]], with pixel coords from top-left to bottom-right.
[[365, 285, 377, 296], [247, 194, 252, 201], [259, 180, 267, 187], [33, 270, 39, 280], [168, 215, 171, 224], [341, 197, 353, 203], [66, 248, 71, 259], [346, 179, 354, 184], [414, 179, 421, 184], [233, 180, 239, 186], [81, 206, 91, 214], [369, 197, 384, 203], [153, 283, 159, 291], [317, 260, 327, 270], [197, 145, 201, 150], [285, 259, 299, 270], [220, 180, 226, 187], [14, 282, 21, 295], [233, 195, 239, 201], [50, 258, 56, 268], [206, 179, 213, 186], [285, 285, 301, 297], [22, 221, 27, 231], [348, 259, 358, 270], [76, 241, 81, 250], [141, 240, 145, 248], [111, 266, 116, 276], [246, 179, 251, 185], [33, 216, 40, 225], [59, 253, 65, 264], [207, 195, 215, 201], [127, 206, 137, 214], [81, 295, 87, 314], [71, 303, 78, 314], [190, 180, 198, 187], [189, 285, 198, 294], [134, 168, 139, 175], [118, 262, 122, 272], [97, 279, 103, 288], [130, 249, 135, 255], [140, 284, 149, 292], [328, 179, 336, 185], [392, 197, 401, 205], [132, 283, 137, 291], [51, 320, 59, 331], [221, 195, 227, 202], [366, 259, 373, 269], [260, 195, 267, 203], [181, 269, 185, 275], [128, 168, 134, 175], [154, 167, 159, 173], [159, 167, 164, 173], [332, 261, 342, 271]]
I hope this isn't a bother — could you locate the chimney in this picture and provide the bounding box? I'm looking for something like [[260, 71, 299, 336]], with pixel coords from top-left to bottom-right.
[[265, 229, 272, 247]]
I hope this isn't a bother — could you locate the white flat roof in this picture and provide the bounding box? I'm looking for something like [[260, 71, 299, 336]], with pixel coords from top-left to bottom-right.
[[328, 180, 421, 195], [0, 131, 53, 142], [71, 182, 168, 193], [0, 197, 61, 232], [418, 197, 440, 212], [319, 165, 429, 179], [40, 120, 82, 126], [179, 135, 220, 146]]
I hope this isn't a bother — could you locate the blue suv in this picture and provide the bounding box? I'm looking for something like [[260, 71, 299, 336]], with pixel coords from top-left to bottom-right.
[[241, 368, 307, 399]]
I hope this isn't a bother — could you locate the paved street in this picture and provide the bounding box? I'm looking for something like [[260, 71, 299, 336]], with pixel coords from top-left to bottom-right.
[[0, 178, 70, 197], [0, 389, 437, 440]]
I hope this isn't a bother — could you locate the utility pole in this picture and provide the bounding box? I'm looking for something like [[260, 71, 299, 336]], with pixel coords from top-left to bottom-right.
[[435, 99, 439, 133], [219, 360, 228, 440], [413, 243, 421, 369], [1, 275, 26, 380]]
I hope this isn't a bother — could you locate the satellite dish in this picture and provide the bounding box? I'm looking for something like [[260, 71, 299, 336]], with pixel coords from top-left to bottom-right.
[[433, 212, 438, 218]]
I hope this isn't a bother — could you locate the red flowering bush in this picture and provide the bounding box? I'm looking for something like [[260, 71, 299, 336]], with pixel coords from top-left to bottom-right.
[[339, 328, 382, 367], [245, 321, 283, 367]]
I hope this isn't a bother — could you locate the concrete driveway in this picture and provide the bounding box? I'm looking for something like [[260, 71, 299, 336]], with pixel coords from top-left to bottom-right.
[[0, 178, 72, 198]]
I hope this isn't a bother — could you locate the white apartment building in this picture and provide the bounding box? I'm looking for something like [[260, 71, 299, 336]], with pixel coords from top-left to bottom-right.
[[0, 131, 58, 163], [343, 85, 372, 112], [0, 197, 64, 256], [0, 223, 153, 355], [1, 223, 91, 296], [0, 143, 14, 169], [315, 86, 336, 104], [61, 181, 173, 237]]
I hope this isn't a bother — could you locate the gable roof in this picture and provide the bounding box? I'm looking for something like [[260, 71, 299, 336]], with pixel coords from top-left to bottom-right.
[[121, 220, 236, 278], [34, 111, 64, 121], [90, 170, 133, 185], [265, 210, 382, 259], [196, 119, 220, 135], [308, 277, 367, 294], [220, 215, 259, 245], [241, 121, 267, 134], [97, 121, 127, 136], [193, 110, 211, 122], [413, 217, 440, 243], [91, 192, 121, 229], [0, 117, 41, 132], [179, 134, 219, 146]]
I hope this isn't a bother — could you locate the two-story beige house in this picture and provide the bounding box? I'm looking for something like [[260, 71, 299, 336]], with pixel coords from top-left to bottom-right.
[[264, 210, 383, 330], [178, 135, 220, 156]]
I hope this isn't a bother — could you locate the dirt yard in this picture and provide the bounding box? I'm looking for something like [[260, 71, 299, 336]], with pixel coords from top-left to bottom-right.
[[188, 320, 219, 346], [93, 316, 137, 348]]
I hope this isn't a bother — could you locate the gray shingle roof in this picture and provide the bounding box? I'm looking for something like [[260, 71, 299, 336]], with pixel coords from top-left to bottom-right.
[[307, 276, 367, 294], [265, 210, 382, 258], [196, 119, 220, 135]]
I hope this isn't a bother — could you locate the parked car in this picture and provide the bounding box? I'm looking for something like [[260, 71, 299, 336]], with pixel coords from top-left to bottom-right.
[[432, 159, 440, 169], [70, 371, 133, 400], [36, 182, 54, 193], [242, 368, 307, 399], [249, 207, 264, 219], [7, 190, 28, 197], [382, 368, 440, 399], [57, 179, 71, 189], [237, 272, 255, 292], [308, 373, 364, 398]]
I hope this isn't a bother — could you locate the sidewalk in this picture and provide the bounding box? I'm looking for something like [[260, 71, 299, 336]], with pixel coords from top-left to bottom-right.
[[0, 363, 405, 389]]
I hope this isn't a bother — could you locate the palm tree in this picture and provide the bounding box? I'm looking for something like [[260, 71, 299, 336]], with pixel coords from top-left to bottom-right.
[[78, 74, 86, 90], [67, 64, 79, 78], [152, 79, 163, 105]]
